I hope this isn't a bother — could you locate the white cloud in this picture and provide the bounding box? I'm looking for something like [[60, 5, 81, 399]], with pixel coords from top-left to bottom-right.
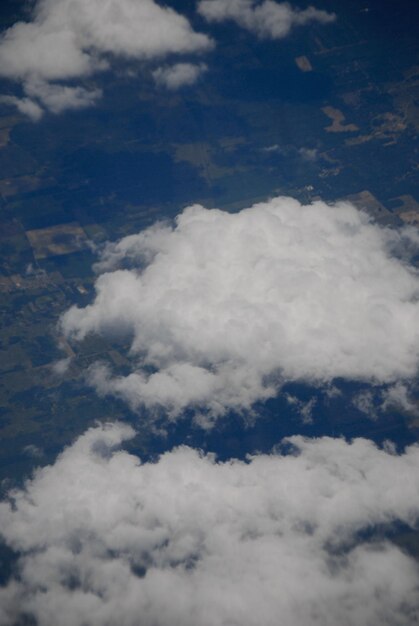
[[0, 423, 419, 626], [60, 197, 419, 418], [23, 444, 43, 459], [381, 382, 419, 416], [299, 146, 318, 161], [0, 0, 212, 117], [198, 0, 336, 39], [352, 389, 377, 419], [352, 383, 419, 420], [51, 357, 72, 376], [0, 95, 43, 121], [24, 79, 102, 114], [261, 143, 282, 152], [153, 62, 208, 90], [285, 393, 316, 423]]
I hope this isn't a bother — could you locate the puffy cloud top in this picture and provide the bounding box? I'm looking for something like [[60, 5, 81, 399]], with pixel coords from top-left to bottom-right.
[[61, 197, 419, 418], [198, 0, 336, 39], [1, 423, 419, 626], [0, 0, 212, 117]]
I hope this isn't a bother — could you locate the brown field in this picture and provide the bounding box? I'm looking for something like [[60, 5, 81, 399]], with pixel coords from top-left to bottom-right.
[[295, 56, 313, 72], [322, 106, 359, 133], [26, 222, 89, 260]]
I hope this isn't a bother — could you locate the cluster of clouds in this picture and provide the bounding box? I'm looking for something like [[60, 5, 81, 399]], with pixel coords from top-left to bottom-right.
[[1, 5, 418, 624], [198, 0, 336, 39], [61, 196, 419, 420], [0, 422, 418, 626], [351, 382, 419, 421], [0, 0, 213, 119], [0, 0, 335, 119]]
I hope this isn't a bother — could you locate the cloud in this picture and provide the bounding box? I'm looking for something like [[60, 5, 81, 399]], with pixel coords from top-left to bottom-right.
[[0, 0, 212, 117], [60, 197, 419, 419], [285, 393, 317, 423], [23, 444, 43, 459], [352, 389, 378, 420], [23, 79, 103, 114], [197, 0, 336, 39], [351, 382, 419, 420], [51, 357, 72, 376], [0, 95, 43, 121], [1, 423, 419, 626], [153, 62, 208, 90], [381, 382, 419, 416], [298, 146, 318, 161]]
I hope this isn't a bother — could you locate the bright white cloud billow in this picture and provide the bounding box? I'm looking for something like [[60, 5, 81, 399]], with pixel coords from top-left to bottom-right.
[[0, 0, 212, 117], [198, 0, 336, 39], [60, 197, 419, 418], [0, 423, 418, 626]]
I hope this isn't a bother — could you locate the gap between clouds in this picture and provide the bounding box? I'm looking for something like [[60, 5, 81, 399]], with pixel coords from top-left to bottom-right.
[[60, 196, 419, 421], [0, 422, 418, 626]]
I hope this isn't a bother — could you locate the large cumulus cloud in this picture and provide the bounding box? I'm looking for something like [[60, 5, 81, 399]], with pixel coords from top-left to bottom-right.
[[198, 0, 336, 39], [0, 423, 418, 626], [0, 0, 212, 118], [60, 197, 419, 418]]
